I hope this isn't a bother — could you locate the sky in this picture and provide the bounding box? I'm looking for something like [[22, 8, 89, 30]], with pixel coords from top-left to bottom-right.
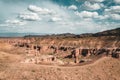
[[0, 0, 120, 34]]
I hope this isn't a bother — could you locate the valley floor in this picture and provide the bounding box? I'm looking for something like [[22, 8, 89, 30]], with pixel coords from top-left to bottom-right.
[[0, 51, 120, 80]]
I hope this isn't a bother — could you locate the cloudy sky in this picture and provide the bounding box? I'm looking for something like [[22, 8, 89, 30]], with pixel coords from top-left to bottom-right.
[[0, 0, 120, 34]]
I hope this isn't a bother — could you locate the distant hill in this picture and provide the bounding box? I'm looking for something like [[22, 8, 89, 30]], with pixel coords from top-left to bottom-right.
[[24, 28, 120, 38], [0, 33, 46, 37], [93, 28, 120, 37], [77, 28, 120, 38], [1, 28, 119, 38]]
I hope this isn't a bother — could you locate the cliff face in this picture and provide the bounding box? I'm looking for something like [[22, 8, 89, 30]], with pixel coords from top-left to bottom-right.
[[23, 28, 120, 48], [0, 28, 119, 55], [0, 28, 120, 60], [35, 36, 119, 48]]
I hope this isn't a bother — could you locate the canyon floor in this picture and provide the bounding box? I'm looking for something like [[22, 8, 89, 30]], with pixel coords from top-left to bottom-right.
[[0, 43, 120, 80]]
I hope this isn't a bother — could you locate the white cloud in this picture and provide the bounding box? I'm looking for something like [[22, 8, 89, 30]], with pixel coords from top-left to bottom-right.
[[105, 6, 120, 20], [96, 15, 109, 19], [50, 17, 62, 22], [82, 1, 104, 10], [74, 19, 102, 31], [28, 5, 54, 15], [110, 14, 120, 20], [74, 10, 109, 20], [5, 19, 26, 25], [76, 0, 104, 3], [68, 5, 78, 10], [1, 0, 119, 34], [0, 24, 9, 27], [19, 12, 41, 21], [87, 0, 104, 3], [75, 11, 98, 18], [66, 19, 120, 33], [114, 0, 120, 4], [105, 6, 120, 14]]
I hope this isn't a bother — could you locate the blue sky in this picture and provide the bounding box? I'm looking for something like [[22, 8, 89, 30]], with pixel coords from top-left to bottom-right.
[[0, 0, 120, 34]]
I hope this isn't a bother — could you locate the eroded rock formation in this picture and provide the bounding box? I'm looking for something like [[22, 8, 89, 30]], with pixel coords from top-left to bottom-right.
[[0, 28, 119, 65]]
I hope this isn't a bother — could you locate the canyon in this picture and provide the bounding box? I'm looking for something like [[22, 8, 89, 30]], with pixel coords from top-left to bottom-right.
[[0, 28, 120, 80]]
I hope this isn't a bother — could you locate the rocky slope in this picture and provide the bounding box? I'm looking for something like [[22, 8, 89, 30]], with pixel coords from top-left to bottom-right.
[[24, 28, 120, 48], [0, 28, 120, 80]]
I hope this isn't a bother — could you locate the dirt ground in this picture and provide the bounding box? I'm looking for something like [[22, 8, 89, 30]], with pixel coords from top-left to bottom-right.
[[0, 50, 120, 80]]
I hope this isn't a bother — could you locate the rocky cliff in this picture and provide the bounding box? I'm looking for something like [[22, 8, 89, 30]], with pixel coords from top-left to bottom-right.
[[0, 28, 120, 65], [24, 28, 120, 48]]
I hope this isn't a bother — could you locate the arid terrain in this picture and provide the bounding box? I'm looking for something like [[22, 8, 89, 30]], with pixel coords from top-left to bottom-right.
[[0, 28, 120, 80]]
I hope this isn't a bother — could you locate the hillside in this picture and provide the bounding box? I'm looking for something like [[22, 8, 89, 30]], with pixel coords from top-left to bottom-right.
[[24, 28, 120, 38], [93, 28, 120, 37]]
